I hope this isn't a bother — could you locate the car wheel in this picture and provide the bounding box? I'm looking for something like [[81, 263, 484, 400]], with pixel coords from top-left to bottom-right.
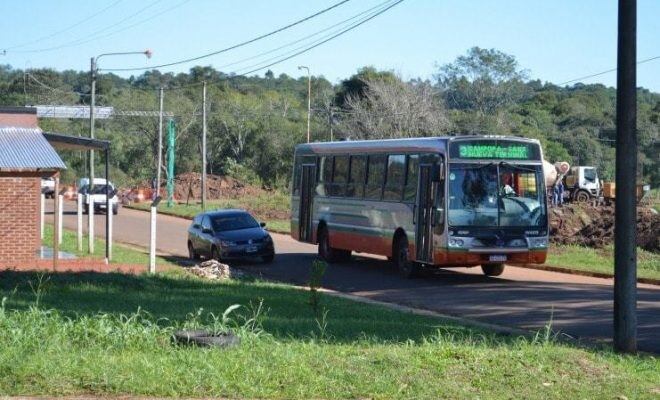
[[83, 205, 89, 215], [188, 242, 200, 260], [211, 246, 222, 262], [481, 263, 505, 276], [261, 252, 275, 264], [393, 235, 418, 278], [112, 205, 118, 215]]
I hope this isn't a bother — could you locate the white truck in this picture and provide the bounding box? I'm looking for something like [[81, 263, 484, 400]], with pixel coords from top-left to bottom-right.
[[78, 178, 119, 215], [543, 162, 601, 202]]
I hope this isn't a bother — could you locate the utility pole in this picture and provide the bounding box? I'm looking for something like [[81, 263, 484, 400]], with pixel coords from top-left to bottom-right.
[[156, 87, 164, 198], [89, 57, 96, 191], [298, 65, 311, 142], [201, 81, 207, 210], [614, 0, 637, 353]]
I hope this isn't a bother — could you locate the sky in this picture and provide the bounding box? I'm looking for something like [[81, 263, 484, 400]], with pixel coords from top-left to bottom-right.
[[1, 0, 659, 91]]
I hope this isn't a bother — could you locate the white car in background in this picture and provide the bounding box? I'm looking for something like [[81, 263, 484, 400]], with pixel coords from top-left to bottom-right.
[[41, 177, 56, 198], [78, 178, 119, 215]]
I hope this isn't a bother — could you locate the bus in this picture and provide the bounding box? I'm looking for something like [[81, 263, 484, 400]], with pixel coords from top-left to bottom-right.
[[290, 136, 549, 277]]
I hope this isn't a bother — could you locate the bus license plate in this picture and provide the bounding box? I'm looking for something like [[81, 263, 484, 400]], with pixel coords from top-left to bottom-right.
[[246, 246, 258, 253], [489, 255, 507, 262]]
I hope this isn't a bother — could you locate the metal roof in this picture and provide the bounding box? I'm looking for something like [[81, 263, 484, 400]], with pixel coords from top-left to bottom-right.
[[0, 126, 66, 171]]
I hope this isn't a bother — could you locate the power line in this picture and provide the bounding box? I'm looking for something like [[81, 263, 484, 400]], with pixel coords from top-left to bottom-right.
[[558, 55, 660, 86], [213, 0, 394, 72], [2, 0, 123, 51], [101, 0, 352, 72], [10, 0, 165, 54], [160, 0, 403, 92], [237, 0, 404, 77]]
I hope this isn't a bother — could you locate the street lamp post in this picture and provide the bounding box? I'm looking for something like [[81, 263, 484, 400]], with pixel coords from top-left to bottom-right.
[[89, 50, 152, 189], [298, 65, 311, 143], [88, 50, 151, 256]]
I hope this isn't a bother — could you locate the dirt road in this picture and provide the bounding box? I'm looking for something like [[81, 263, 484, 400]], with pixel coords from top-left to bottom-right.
[[50, 201, 660, 353]]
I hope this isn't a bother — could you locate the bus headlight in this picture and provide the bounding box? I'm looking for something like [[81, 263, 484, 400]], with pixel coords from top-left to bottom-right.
[[528, 237, 548, 249], [449, 238, 465, 248]]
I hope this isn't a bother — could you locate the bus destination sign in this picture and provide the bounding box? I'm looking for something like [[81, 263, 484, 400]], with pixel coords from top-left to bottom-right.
[[450, 140, 540, 160], [459, 144, 528, 159]]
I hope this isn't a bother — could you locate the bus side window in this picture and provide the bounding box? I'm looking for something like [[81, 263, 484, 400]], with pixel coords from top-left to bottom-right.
[[330, 155, 348, 197], [384, 154, 405, 201], [403, 154, 419, 202], [365, 154, 386, 200], [347, 155, 366, 198]]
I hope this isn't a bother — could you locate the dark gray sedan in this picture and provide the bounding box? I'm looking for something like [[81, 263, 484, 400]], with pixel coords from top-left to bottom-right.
[[187, 209, 275, 263]]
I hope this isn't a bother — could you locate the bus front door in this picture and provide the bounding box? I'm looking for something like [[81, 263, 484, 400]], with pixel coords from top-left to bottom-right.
[[415, 164, 434, 263], [299, 164, 316, 243]]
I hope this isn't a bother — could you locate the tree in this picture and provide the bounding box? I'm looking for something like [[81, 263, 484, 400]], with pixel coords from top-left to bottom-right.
[[339, 76, 451, 139], [437, 47, 529, 115]]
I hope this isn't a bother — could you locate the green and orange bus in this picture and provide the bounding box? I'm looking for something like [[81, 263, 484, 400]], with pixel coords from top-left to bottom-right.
[[290, 136, 548, 277]]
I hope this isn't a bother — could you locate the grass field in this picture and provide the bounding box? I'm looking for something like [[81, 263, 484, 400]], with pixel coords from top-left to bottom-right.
[[2, 239, 659, 398], [128, 191, 291, 233], [547, 245, 660, 281]]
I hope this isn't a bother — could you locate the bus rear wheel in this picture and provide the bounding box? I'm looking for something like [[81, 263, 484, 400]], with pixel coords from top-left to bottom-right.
[[393, 235, 418, 278], [481, 263, 505, 277]]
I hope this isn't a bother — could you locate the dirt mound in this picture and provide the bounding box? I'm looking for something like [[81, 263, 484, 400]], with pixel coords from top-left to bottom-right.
[[169, 172, 264, 201], [550, 203, 659, 253]]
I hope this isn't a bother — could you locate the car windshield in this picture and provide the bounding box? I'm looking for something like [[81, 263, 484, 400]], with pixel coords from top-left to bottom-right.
[[448, 162, 546, 227], [210, 213, 259, 232], [79, 184, 113, 195]]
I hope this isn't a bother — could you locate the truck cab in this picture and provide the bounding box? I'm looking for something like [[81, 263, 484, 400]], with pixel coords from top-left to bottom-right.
[[564, 166, 600, 202]]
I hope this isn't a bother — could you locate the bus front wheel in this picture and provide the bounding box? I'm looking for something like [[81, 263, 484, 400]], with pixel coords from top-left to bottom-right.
[[318, 226, 350, 263], [393, 235, 419, 278], [481, 263, 505, 277]]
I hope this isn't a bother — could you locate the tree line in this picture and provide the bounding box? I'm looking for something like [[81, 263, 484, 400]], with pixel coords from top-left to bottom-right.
[[0, 46, 658, 188]]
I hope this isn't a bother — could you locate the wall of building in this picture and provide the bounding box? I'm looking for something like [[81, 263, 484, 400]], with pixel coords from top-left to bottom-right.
[[0, 174, 40, 266]]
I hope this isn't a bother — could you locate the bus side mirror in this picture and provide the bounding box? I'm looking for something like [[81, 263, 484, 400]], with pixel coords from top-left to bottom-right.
[[432, 164, 444, 182]]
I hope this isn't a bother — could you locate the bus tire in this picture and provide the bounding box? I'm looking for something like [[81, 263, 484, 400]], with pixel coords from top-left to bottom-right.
[[481, 263, 505, 277], [393, 235, 418, 278], [318, 226, 342, 263]]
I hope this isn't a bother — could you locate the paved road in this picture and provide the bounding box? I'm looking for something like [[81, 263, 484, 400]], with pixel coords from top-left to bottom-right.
[[49, 200, 660, 353]]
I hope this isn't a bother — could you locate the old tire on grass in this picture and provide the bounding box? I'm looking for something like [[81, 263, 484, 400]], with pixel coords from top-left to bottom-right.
[[481, 263, 505, 277], [173, 330, 240, 348]]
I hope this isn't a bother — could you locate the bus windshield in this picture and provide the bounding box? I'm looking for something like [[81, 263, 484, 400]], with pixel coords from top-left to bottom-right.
[[447, 162, 546, 227]]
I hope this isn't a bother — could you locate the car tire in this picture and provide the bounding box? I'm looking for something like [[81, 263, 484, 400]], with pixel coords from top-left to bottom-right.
[[262, 253, 275, 264], [211, 246, 222, 262], [112, 205, 118, 215], [188, 242, 200, 260], [83, 205, 89, 215], [393, 235, 418, 278], [481, 263, 505, 276]]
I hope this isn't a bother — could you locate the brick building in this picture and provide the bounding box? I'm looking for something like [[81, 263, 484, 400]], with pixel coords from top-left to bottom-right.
[[0, 107, 66, 267]]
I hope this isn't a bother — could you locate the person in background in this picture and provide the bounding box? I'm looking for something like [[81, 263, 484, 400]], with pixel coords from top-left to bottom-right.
[[557, 179, 565, 206]]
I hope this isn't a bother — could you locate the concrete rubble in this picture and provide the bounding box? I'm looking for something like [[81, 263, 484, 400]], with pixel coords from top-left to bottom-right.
[[188, 259, 244, 280]]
